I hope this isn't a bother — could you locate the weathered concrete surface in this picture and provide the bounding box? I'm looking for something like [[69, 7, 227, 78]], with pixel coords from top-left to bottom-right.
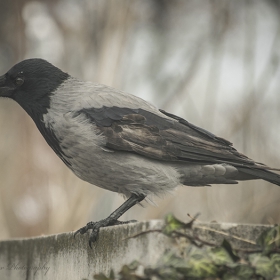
[[0, 221, 272, 280]]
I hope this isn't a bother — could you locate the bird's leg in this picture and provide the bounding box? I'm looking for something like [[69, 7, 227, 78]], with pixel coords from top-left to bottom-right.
[[74, 193, 146, 247]]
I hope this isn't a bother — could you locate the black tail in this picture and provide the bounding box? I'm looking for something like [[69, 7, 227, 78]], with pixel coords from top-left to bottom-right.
[[238, 166, 280, 187]]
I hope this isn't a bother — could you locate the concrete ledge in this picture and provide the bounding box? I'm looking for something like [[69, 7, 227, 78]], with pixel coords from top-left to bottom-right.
[[0, 221, 272, 280]]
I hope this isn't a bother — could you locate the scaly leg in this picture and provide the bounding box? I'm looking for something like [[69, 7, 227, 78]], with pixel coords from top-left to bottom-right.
[[74, 193, 146, 248]]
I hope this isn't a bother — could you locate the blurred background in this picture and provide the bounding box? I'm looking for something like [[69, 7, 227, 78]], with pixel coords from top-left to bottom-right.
[[0, 0, 280, 239]]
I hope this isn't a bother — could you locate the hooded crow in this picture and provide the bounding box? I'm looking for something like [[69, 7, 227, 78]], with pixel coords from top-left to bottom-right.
[[0, 58, 279, 247]]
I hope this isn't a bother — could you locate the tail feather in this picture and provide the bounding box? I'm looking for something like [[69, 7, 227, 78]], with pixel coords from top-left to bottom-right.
[[238, 167, 280, 187]]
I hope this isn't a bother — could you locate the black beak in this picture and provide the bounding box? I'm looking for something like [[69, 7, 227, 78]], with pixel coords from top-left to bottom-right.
[[0, 74, 13, 98]]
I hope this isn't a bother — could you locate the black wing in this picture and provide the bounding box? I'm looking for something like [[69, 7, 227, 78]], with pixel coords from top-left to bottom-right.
[[75, 106, 265, 168]]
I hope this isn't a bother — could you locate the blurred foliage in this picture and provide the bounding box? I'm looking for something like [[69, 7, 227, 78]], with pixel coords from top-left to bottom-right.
[[0, 0, 280, 239], [94, 214, 280, 280]]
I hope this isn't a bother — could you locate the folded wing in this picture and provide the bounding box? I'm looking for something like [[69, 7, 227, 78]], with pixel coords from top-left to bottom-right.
[[75, 106, 267, 168]]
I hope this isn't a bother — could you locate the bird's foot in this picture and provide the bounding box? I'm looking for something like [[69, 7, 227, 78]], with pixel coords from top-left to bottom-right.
[[74, 218, 137, 248]]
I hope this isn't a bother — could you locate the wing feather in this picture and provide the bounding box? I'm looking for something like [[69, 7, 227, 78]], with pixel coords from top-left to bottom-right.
[[76, 106, 263, 167]]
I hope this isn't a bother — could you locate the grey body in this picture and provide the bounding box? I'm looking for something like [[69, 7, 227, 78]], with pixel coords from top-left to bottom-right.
[[43, 78, 177, 196], [43, 78, 246, 197]]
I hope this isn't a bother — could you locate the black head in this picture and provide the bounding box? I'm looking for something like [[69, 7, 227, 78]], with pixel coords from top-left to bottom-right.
[[0, 58, 69, 116]]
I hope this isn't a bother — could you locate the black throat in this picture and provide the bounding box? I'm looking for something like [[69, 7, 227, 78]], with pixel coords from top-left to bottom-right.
[[34, 116, 73, 168]]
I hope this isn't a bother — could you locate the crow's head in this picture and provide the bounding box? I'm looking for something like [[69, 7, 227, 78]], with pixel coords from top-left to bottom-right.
[[0, 58, 69, 114]]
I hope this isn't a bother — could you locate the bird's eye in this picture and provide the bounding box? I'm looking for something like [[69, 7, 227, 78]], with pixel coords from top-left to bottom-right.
[[15, 77, 24, 86]]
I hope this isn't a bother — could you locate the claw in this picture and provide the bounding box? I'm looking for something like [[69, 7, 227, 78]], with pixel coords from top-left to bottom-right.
[[74, 194, 146, 248], [87, 226, 99, 248], [74, 222, 95, 238], [74, 230, 79, 239], [74, 218, 138, 247], [74, 228, 83, 238]]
